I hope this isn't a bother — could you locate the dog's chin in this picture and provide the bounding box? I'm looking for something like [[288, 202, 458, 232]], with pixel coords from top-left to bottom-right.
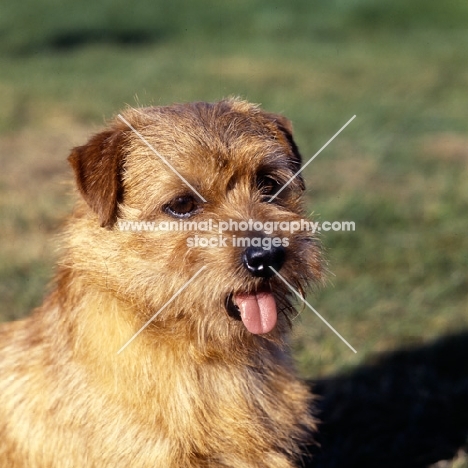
[[224, 287, 278, 335]]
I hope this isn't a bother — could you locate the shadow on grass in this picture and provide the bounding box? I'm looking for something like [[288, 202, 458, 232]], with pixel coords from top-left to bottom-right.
[[303, 332, 468, 467], [48, 29, 155, 51]]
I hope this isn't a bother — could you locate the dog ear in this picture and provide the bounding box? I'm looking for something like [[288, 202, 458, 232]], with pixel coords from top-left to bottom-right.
[[68, 128, 127, 228], [264, 113, 305, 190]]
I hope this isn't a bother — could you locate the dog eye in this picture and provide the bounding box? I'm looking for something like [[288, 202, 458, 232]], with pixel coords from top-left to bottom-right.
[[257, 175, 281, 200], [164, 195, 200, 218]]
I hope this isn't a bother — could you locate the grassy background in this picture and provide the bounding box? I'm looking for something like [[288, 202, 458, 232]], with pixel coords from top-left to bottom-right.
[[1, 0, 467, 373], [1, 1, 467, 463]]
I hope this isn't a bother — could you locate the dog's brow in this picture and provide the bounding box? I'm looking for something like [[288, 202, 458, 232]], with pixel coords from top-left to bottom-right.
[[268, 115, 356, 202], [118, 114, 207, 203]]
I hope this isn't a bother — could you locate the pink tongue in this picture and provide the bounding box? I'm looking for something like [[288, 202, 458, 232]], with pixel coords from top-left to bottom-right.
[[234, 292, 277, 335]]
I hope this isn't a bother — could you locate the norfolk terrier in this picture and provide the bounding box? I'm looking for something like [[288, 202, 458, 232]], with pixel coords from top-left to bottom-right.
[[0, 99, 322, 467]]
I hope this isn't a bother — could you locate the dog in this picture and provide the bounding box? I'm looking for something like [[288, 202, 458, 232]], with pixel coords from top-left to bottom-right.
[[0, 99, 322, 467]]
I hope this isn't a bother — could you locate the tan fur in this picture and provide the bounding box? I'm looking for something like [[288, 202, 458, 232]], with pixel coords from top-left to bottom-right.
[[0, 99, 322, 467]]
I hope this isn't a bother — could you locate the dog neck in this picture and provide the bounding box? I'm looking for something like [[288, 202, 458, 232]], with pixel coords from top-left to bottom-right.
[[28, 265, 315, 466]]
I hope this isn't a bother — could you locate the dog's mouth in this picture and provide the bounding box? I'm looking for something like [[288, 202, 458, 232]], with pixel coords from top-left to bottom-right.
[[225, 288, 277, 335]]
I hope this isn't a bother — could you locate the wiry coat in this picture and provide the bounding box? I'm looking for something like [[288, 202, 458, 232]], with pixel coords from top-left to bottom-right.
[[0, 99, 321, 467]]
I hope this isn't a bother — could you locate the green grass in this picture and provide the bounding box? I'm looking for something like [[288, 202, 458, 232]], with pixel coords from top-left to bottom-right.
[[1, 0, 467, 382]]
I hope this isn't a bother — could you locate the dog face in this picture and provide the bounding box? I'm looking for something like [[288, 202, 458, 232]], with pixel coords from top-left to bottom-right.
[[67, 99, 322, 346]]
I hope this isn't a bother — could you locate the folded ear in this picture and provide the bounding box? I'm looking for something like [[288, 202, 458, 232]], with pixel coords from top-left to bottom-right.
[[264, 113, 305, 190], [68, 128, 127, 228]]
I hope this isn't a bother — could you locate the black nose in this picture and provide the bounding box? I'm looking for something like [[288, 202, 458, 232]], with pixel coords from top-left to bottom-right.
[[242, 246, 286, 278]]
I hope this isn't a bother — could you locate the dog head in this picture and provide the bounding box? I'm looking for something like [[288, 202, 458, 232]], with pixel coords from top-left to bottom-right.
[[67, 99, 322, 346]]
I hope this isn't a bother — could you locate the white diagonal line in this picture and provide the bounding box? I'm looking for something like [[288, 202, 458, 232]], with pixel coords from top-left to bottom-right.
[[117, 266, 207, 354], [269, 115, 356, 202], [270, 267, 357, 354], [117, 114, 207, 203]]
